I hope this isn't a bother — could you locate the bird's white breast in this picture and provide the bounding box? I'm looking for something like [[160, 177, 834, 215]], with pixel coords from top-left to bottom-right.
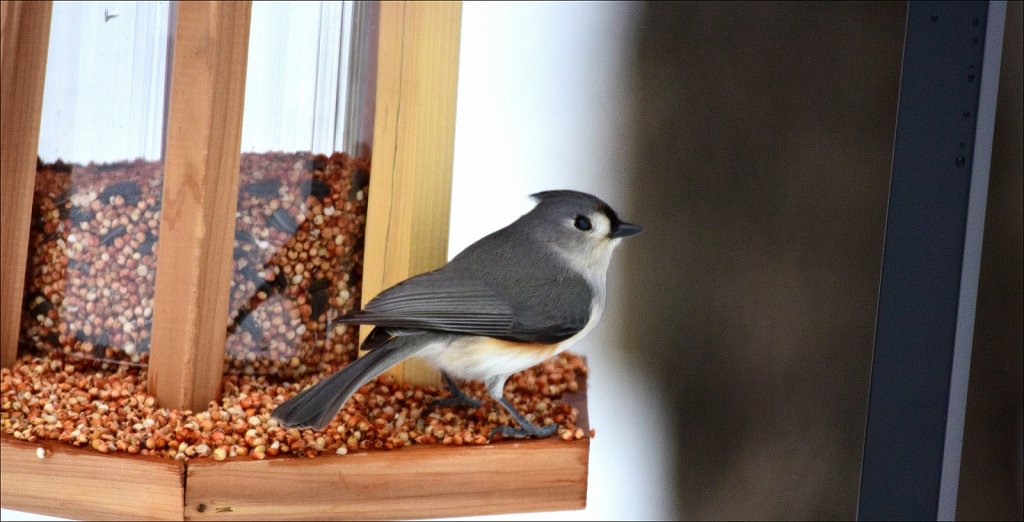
[[416, 274, 606, 382]]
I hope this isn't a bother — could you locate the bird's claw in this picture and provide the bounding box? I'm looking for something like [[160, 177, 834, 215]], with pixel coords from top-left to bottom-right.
[[488, 422, 559, 442]]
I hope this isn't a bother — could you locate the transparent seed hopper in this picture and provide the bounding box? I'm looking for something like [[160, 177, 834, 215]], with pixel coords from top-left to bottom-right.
[[20, 2, 173, 365], [20, 0, 378, 378], [223, 1, 378, 377]]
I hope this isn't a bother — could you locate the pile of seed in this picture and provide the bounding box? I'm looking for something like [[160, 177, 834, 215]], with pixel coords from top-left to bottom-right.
[[0, 352, 590, 460], [21, 152, 369, 378]]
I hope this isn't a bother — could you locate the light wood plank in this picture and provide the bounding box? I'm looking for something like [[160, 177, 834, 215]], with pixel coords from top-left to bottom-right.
[[149, 1, 251, 411], [0, 1, 52, 368], [184, 437, 588, 521], [184, 379, 588, 521], [363, 1, 463, 386], [0, 434, 185, 521]]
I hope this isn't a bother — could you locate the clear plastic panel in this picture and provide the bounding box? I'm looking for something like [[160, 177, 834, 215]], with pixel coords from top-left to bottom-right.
[[223, 1, 377, 377], [21, 1, 172, 365]]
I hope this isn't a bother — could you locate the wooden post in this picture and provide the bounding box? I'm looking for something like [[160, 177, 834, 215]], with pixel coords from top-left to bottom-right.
[[363, 1, 462, 386], [0, 1, 52, 368], [148, 1, 251, 411]]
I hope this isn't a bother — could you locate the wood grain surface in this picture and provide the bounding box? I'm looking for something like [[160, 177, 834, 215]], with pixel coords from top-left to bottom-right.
[[362, 1, 463, 387], [0, 1, 52, 368], [148, 1, 251, 411], [1, 434, 185, 520]]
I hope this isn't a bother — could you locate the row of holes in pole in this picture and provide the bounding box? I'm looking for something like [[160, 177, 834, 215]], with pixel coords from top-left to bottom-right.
[[930, 11, 985, 169]]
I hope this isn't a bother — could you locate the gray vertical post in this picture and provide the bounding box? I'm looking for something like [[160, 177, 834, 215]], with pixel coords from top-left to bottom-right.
[[858, 1, 1006, 520]]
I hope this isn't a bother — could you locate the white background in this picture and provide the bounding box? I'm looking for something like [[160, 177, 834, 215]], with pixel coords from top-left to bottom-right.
[[3, 1, 674, 520]]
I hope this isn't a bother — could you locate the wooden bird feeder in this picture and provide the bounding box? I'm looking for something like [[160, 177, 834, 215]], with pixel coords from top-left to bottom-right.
[[0, 1, 589, 519]]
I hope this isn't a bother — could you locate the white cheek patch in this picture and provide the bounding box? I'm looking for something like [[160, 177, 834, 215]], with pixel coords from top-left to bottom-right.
[[590, 213, 611, 237]]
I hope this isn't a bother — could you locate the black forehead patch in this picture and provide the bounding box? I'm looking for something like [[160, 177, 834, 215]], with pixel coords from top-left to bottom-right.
[[531, 190, 622, 226], [597, 201, 621, 226]]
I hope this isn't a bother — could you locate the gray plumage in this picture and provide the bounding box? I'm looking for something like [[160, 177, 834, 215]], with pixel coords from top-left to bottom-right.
[[272, 190, 642, 435], [269, 333, 430, 430], [339, 220, 593, 343]]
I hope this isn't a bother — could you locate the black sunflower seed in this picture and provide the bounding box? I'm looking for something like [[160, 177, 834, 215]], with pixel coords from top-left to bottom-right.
[[138, 234, 157, 255], [269, 208, 298, 234], [306, 157, 328, 171], [234, 229, 256, 244], [310, 288, 330, 322], [67, 258, 90, 271], [349, 169, 369, 200], [91, 342, 108, 359], [242, 179, 282, 198], [52, 160, 73, 173], [68, 207, 93, 225], [232, 307, 252, 328], [100, 225, 128, 246], [240, 264, 263, 284], [256, 281, 275, 297], [301, 178, 331, 200], [97, 161, 130, 173], [99, 180, 142, 205], [42, 332, 61, 348], [53, 191, 70, 207], [240, 314, 263, 340], [272, 269, 288, 291], [308, 278, 330, 294], [29, 297, 53, 317]]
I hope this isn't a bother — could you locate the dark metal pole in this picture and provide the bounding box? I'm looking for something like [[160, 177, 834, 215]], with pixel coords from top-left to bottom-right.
[[858, 1, 1006, 520]]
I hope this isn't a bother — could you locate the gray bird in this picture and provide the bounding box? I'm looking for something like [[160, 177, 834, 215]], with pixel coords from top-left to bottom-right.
[[272, 190, 642, 438]]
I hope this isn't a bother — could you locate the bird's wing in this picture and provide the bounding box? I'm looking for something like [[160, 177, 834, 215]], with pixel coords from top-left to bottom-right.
[[337, 268, 591, 343], [338, 269, 512, 336]]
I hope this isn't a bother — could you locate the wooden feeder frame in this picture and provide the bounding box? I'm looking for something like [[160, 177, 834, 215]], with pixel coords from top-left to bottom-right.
[[0, 1, 590, 519]]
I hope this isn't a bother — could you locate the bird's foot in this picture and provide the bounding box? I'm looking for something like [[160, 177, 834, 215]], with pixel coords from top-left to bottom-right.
[[488, 420, 559, 441], [488, 396, 561, 441], [428, 372, 483, 412]]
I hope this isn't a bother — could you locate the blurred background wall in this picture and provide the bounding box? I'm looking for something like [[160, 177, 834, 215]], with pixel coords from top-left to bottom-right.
[[622, 2, 904, 518], [621, 1, 1022, 520]]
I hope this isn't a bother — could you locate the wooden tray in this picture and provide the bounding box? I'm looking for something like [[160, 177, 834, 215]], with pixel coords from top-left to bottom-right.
[[1, 382, 589, 521]]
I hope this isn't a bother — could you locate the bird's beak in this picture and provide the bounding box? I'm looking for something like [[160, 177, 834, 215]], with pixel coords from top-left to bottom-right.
[[610, 221, 643, 238]]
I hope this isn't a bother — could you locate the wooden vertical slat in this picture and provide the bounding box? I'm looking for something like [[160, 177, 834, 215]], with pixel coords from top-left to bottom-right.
[[363, 1, 462, 386], [149, 1, 251, 411], [0, 1, 51, 368]]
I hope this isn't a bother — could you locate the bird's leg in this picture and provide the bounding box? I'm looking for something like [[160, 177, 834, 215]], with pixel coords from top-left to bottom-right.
[[428, 372, 483, 411], [489, 397, 559, 440]]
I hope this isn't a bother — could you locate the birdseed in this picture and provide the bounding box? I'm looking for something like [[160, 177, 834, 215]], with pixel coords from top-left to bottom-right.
[[1, 352, 590, 460]]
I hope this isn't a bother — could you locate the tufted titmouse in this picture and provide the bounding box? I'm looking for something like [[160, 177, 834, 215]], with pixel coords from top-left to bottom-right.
[[272, 190, 642, 438]]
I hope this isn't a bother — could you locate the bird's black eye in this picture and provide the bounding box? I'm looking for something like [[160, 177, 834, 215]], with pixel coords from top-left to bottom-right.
[[574, 215, 592, 231]]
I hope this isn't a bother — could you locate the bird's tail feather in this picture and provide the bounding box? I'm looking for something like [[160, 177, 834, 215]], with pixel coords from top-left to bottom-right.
[[271, 336, 423, 430]]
